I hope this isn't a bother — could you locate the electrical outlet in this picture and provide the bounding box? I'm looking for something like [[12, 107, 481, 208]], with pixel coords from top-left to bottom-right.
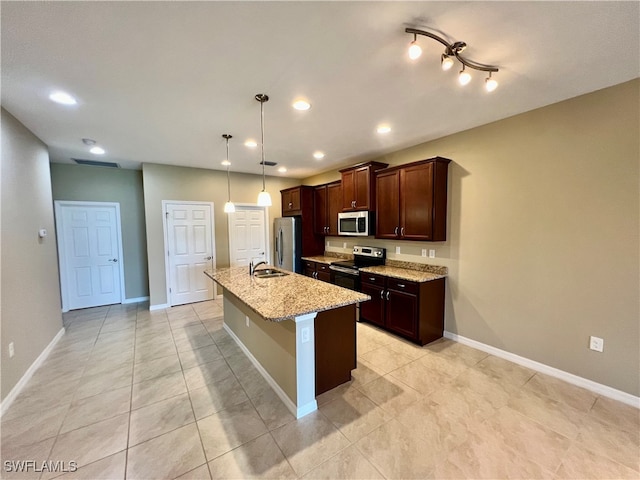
[[429, 249, 436, 258], [9, 342, 14, 358], [245, 316, 250, 327], [301, 327, 310, 344], [395, 246, 401, 254], [589, 336, 604, 352], [342, 242, 347, 249], [421, 249, 427, 257]]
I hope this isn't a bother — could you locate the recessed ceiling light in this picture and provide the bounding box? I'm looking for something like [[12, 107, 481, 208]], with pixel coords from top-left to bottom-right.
[[292, 99, 311, 111], [278, 167, 287, 173], [49, 91, 77, 105], [244, 140, 257, 148], [90, 146, 105, 155], [377, 125, 391, 134], [221, 160, 231, 166], [313, 151, 325, 160]]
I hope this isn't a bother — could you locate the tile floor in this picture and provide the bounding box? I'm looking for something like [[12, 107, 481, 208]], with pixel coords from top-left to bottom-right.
[[1, 299, 639, 479]]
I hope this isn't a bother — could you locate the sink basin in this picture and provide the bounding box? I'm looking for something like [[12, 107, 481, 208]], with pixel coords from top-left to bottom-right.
[[253, 268, 289, 278]]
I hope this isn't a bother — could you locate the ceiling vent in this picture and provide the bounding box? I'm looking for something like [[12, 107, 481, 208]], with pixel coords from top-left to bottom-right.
[[259, 160, 277, 167], [73, 158, 120, 168]]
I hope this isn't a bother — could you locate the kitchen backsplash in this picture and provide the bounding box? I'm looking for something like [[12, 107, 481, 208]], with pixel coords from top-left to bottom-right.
[[325, 237, 450, 272]]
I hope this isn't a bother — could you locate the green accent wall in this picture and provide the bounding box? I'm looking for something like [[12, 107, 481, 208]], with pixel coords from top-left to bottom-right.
[[50, 163, 149, 299]]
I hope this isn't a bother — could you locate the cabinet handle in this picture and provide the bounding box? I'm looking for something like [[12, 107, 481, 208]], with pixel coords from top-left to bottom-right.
[[325, 226, 329, 233], [314, 272, 318, 279], [397, 284, 405, 288], [386, 291, 390, 301], [400, 227, 405, 236], [370, 277, 376, 281], [394, 226, 398, 236], [288, 202, 293, 208], [380, 290, 384, 299], [352, 200, 356, 208]]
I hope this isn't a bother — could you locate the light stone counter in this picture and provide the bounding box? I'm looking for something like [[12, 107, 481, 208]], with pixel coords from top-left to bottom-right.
[[359, 265, 447, 283], [205, 266, 369, 322], [204, 265, 368, 419], [301, 255, 340, 265]]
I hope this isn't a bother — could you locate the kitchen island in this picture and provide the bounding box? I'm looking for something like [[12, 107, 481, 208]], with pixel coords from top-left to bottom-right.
[[204, 266, 369, 418]]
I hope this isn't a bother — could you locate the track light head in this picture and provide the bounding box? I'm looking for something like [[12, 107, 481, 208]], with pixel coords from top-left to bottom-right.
[[458, 67, 472, 86], [485, 73, 498, 92], [441, 53, 454, 71], [408, 35, 422, 60]]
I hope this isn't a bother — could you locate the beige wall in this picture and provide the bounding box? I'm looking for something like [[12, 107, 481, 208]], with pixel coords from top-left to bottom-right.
[[1, 108, 63, 401], [142, 163, 299, 307], [50, 163, 149, 299], [304, 79, 640, 396], [224, 293, 297, 402]]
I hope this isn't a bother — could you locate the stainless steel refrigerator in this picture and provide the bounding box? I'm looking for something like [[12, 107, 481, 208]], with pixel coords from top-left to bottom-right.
[[274, 217, 303, 273]]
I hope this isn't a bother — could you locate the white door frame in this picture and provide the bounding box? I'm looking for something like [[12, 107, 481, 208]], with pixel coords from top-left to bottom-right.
[[226, 203, 271, 266], [162, 200, 217, 306], [55, 200, 126, 313]]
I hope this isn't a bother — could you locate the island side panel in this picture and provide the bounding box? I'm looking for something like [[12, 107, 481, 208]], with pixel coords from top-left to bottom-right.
[[223, 292, 298, 403], [314, 304, 357, 395]]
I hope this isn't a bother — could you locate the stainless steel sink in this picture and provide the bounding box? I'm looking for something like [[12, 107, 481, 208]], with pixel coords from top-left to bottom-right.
[[253, 268, 289, 278]]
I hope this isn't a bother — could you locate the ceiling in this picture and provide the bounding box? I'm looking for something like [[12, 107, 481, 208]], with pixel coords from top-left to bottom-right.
[[2, 2, 638, 179]]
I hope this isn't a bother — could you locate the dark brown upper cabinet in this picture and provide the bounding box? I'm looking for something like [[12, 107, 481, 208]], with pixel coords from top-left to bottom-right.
[[340, 162, 388, 212], [375, 157, 451, 241], [281, 186, 303, 216], [314, 181, 342, 235]]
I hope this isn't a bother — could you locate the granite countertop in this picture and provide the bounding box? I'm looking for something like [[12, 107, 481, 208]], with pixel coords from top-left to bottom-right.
[[359, 265, 447, 283], [205, 266, 370, 322], [301, 256, 340, 265]]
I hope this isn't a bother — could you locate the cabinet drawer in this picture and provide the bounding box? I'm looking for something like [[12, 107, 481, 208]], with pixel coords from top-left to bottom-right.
[[317, 264, 330, 273], [360, 273, 385, 286], [387, 278, 418, 294], [303, 261, 316, 271]]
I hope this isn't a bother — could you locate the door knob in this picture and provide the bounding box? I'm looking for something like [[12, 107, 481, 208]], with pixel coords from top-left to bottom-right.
[[108, 258, 118, 263], [205, 256, 212, 260]]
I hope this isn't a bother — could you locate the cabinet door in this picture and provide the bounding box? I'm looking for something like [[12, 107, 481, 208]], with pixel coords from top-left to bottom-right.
[[385, 289, 418, 339], [316, 270, 331, 283], [341, 170, 356, 211], [375, 170, 400, 239], [314, 185, 328, 235], [354, 167, 371, 210], [289, 188, 301, 212], [326, 182, 342, 235], [400, 163, 434, 240], [360, 282, 385, 327]]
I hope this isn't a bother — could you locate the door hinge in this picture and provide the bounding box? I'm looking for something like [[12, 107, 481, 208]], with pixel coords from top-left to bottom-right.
[[167, 250, 170, 257], [165, 211, 169, 218], [169, 288, 172, 293]]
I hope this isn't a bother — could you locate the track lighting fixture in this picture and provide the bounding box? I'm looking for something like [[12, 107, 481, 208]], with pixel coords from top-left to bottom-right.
[[458, 66, 471, 86], [408, 34, 422, 60], [406, 26, 500, 92], [222, 134, 235, 214], [255, 93, 272, 207]]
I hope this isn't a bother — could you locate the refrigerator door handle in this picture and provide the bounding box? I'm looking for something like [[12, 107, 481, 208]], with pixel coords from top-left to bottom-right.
[[279, 229, 284, 266]]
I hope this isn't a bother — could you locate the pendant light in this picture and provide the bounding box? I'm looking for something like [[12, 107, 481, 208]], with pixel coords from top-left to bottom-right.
[[222, 134, 235, 213], [255, 93, 272, 207]]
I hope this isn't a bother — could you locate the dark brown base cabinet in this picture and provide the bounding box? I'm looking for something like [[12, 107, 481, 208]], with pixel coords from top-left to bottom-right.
[[303, 260, 331, 282], [359, 273, 445, 345]]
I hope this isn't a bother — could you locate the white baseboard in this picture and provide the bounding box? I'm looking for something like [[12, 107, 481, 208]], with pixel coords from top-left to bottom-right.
[[122, 296, 149, 304], [149, 303, 169, 311], [444, 331, 640, 409], [1, 327, 66, 417], [223, 323, 313, 418]]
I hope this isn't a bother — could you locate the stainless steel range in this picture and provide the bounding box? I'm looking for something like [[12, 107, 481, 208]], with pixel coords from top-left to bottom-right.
[[329, 246, 386, 291]]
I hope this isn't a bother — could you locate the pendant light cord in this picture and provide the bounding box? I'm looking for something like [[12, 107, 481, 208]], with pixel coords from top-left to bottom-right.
[[260, 99, 266, 192], [226, 137, 231, 201]]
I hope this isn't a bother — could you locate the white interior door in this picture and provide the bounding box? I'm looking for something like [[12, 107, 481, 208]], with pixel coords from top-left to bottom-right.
[[166, 202, 215, 306], [228, 206, 267, 267], [55, 201, 124, 311]]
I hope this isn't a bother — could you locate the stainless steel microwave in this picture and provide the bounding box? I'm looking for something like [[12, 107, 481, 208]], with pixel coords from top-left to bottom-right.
[[338, 211, 372, 236]]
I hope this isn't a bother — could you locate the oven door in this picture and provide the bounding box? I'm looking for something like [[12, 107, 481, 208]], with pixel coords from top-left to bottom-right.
[[329, 265, 360, 291]]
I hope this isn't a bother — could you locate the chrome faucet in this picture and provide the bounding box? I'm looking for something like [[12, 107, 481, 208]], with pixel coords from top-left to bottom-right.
[[249, 260, 267, 275]]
